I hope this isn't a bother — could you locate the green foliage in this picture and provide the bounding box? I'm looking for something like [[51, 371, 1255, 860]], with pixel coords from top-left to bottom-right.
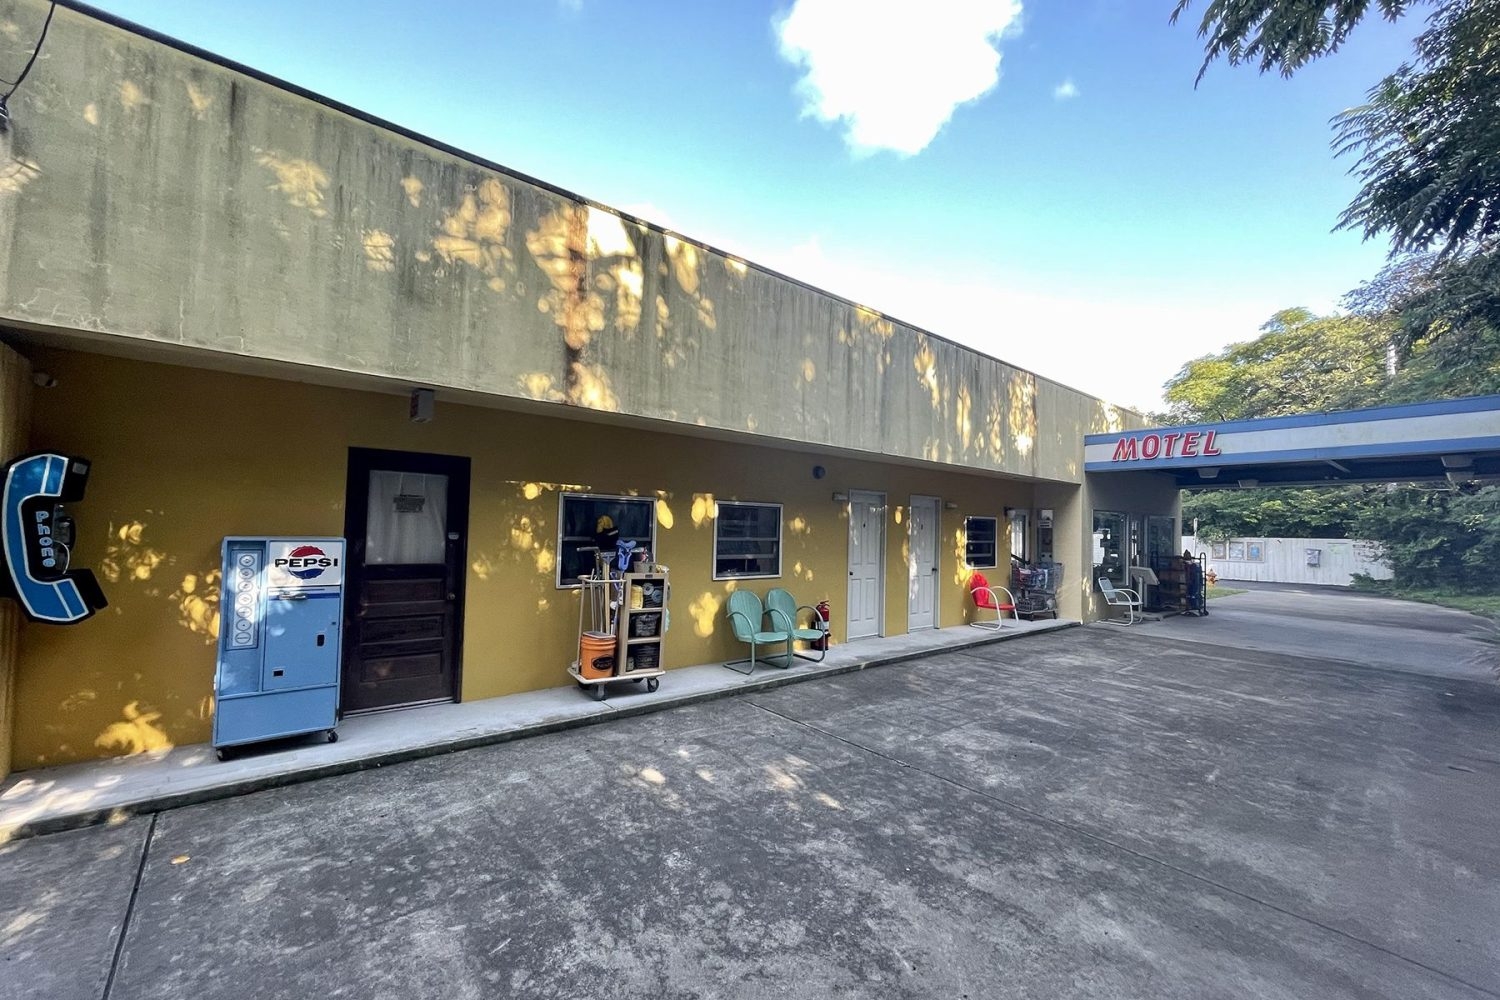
[[1352, 485, 1500, 589], [1167, 1, 1500, 592], [1172, 1, 1415, 81], [1349, 245, 1500, 399], [1162, 308, 1392, 423], [1183, 486, 1369, 538], [1333, 2, 1500, 254], [1176, 0, 1500, 256]]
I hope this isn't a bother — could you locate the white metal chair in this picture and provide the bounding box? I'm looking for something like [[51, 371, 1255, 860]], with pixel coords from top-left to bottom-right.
[[1097, 576, 1142, 626], [969, 572, 1017, 630]]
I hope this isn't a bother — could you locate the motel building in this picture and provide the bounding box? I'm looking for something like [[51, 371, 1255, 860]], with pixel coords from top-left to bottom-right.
[[1, 2, 1497, 784]]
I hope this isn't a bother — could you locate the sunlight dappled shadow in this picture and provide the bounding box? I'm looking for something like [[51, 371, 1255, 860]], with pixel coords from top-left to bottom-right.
[[184, 79, 213, 117], [255, 150, 330, 217], [94, 702, 172, 756], [688, 591, 723, 637], [434, 177, 513, 292], [691, 493, 717, 528], [362, 229, 395, 272], [0, 154, 39, 195], [401, 175, 424, 207]]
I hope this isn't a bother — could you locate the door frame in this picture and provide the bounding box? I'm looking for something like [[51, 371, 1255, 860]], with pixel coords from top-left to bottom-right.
[[907, 494, 940, 632], [341, 446, 471, 712], [846, 489, 886, 640]]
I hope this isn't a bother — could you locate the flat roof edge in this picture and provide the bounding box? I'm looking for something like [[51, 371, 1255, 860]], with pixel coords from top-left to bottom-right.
[[51, 0, 1139, 420]]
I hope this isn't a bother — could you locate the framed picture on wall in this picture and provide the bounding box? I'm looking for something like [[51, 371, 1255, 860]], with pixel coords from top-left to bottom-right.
[[1228, 541, 1246, 560], [1210, 541, 1227, 559], [1247, 540, 1264, 562]]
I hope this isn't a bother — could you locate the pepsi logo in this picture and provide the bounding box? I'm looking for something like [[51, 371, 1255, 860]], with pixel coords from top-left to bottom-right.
[[274, 544, 339, 580]]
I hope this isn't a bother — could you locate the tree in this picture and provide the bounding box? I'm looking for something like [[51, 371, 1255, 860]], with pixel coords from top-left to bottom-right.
[[1185, 486, 1367, 539], [1346, 243, 1500, 399], [1352, 484, 1500, 589], [1162, 307, 1391, 541], [1333, 2, 1500, 254], [1161, 307, 1392, 423], [1174, 0, 1500, 256], [1172, 1, 1417, 81]]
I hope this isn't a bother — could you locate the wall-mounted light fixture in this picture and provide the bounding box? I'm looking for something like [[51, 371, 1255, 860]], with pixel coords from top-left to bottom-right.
[[830, 491, 849, 503], [409, 388, 435, 423]]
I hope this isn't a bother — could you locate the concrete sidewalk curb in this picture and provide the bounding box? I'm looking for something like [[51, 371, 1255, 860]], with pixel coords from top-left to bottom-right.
[[3, 621, 1077, 841]]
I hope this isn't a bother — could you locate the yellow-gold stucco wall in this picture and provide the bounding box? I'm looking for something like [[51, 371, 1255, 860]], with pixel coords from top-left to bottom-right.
[[10, 348, 1045, 770], [0, 342, 30, 779]]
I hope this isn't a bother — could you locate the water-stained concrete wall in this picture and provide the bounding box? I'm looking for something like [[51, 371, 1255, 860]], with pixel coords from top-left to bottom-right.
[[0, 0, 1129, 484]]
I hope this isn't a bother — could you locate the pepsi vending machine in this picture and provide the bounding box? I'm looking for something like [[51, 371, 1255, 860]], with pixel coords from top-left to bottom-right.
[[214, 537, 345, 759]]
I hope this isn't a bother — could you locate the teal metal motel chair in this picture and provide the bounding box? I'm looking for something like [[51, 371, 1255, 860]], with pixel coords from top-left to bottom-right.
[[724, 590, 793, 674], [765, 588, 826, 663]]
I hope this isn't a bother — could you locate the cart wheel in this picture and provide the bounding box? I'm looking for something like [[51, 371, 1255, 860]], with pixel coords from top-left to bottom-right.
[[594, 683, 608, 702], [647, 677, 660, 693], [326, 730, 339, 744], [215, 748, 228, 762]]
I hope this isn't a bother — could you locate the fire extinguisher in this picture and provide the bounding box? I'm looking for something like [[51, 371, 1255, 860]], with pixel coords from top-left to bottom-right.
[[814, 599, 831, 651]]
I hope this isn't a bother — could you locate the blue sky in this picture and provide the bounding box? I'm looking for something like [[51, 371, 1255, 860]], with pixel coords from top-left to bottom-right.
[[91, 0, 1421, 411]]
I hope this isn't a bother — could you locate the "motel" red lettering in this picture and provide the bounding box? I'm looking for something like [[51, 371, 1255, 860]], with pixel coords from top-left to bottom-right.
[[1110, 429, 1222, 462]]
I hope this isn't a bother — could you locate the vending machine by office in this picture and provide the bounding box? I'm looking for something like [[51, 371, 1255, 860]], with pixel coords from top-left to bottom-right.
[[214, 537, 345, 759]]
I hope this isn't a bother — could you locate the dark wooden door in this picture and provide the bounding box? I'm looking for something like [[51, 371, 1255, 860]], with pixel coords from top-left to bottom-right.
[[341, 448, 470, 713]]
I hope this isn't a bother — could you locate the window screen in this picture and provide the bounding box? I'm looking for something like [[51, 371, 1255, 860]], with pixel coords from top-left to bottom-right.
[[714, 502, 782, 580]]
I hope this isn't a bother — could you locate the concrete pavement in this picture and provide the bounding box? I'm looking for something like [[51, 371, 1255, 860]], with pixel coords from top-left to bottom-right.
[[2, 588, 1497, 999], [1156, 583, 1498, 682]]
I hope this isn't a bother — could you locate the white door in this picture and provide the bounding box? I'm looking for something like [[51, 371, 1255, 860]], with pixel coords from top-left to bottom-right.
[[847, 491, 884, 639], [907, 496, 939, 631]]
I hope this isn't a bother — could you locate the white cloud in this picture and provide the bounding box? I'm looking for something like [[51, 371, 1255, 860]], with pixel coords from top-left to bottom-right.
[[1053, 78, 1079, 101], [775, 0, 1024, 156]]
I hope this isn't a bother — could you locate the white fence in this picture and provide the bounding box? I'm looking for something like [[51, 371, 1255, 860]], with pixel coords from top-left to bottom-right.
[[1182, 535, 1392, 587]]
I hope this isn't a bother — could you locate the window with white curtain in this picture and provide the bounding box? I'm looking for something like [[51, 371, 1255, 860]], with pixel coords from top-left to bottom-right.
[[365, 471, 447, 565]]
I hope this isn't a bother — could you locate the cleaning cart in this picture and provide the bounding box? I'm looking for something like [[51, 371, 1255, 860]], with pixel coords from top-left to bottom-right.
[[567, 550, 667, 701]]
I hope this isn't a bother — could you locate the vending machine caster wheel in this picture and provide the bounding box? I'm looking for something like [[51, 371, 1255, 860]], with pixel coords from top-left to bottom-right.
[[326, 730, 339, 744], [647, 677, 660, 693], [215, 748, 229, 762]]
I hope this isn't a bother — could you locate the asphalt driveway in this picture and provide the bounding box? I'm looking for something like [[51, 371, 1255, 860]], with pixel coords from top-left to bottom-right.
[[4, 588, 1498, 999]]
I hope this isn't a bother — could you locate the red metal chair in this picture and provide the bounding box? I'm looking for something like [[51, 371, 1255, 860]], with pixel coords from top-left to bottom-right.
[[969, 571, 1017, 630]]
